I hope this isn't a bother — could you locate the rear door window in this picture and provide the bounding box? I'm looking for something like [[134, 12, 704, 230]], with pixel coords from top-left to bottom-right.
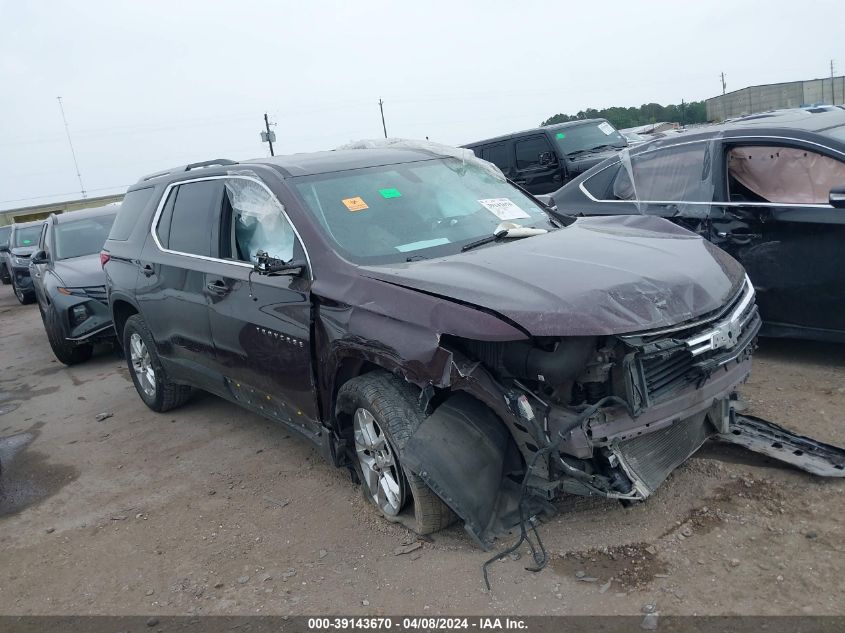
[[157, 180, 222, 256], [611, 142, 713, 202], [514, 135, 554, 171]]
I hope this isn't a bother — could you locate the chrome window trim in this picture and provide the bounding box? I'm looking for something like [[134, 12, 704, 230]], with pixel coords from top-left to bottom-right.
[[579, 134, 845, 207], [149, 174, 313, 279]]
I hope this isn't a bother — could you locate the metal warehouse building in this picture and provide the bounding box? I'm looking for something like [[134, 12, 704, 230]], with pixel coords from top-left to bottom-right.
[[0, 194, 123, 226], [707, 75, 845, 121]]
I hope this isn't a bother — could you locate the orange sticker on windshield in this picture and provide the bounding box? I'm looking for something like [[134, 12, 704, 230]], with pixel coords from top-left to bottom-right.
[[342, 196, 369, 212]]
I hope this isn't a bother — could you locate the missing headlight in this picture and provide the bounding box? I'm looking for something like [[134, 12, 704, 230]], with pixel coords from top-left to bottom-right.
[[70, 304, 88, 326]]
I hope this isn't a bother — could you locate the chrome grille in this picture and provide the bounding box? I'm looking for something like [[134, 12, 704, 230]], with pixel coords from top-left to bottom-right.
[[625, 276, 760, 407]]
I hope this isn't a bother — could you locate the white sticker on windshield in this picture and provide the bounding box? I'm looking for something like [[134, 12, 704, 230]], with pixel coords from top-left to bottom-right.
[[598, 122, 615, 135], [395, 237, 450, 253], [478, 198, 530, 220]]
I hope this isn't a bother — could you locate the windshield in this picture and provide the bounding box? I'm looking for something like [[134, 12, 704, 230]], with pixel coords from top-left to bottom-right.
[[13, 225, 41, 248], [292, 158, 554, 264], [54, 214, 116, 260], [553, 121, 627, 157]]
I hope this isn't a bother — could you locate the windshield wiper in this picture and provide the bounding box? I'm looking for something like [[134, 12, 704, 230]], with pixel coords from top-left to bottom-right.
[[461, 222, 548, 253], [461, 229, 509, 252]]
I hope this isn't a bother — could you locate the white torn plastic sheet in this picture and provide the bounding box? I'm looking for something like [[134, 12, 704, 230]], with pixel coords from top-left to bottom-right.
[[225, 178, 295, 263], [615, 138, 716, 218], [337, 138, 506, 182]]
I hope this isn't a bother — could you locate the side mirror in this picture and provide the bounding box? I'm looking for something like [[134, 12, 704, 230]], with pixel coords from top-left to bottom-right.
[[0, 241, 9, 253], [31, 250, 48, 264], [538, 151, 556, 167], [829, 184, 845, 209], [253, 251, 305, 276]]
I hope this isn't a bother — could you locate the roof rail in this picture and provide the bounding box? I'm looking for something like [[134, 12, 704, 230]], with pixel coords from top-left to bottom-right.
[[140, 158, 238, 182]]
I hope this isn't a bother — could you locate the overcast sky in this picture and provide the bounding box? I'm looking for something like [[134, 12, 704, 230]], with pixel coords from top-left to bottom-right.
[[1, 0, 842, 210]]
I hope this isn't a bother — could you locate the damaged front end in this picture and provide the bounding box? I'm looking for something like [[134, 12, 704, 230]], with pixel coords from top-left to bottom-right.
[[398, 275, 840, 551]]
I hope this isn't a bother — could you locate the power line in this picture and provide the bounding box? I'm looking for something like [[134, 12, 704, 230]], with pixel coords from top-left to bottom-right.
[[57, 97, 87, 199], [0, 184, 130, 206]]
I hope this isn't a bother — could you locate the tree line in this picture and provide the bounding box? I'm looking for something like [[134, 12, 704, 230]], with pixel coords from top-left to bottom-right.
[[540, 101, 708, 130]]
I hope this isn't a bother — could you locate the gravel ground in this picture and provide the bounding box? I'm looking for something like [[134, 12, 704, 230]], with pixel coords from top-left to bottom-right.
[[1, 285, 843, 616]]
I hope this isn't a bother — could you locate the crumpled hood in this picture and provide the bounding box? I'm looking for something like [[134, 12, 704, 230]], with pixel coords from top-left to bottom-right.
[[361, 215, 745, 336], [53, 254, 106, 287], [10, 246, 36, 258]]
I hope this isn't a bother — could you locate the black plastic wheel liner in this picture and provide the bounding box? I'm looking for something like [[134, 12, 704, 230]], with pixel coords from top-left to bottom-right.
[[401, 392, 552, 550]]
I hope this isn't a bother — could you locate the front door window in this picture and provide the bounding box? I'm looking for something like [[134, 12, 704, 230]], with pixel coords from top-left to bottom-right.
[[727, 146, 845, 204]]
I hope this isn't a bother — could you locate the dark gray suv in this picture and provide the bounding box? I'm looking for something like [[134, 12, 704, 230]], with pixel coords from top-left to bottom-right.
[[0, 220, 45, 304], [101, 144, 843, 549], [30, 205, 118, 364]]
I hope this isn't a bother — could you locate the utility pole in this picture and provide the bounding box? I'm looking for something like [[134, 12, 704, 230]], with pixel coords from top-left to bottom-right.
[[681, 99, 686, 127], [56, 96, 86, 199], [832, 59, 837, 105], [720, 72, 727, 95], [263, 113, 275, 156], [378, 98, 387, 138]]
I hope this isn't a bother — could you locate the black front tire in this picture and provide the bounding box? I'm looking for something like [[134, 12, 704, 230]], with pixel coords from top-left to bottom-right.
[[123, 314, 192, 412], [43, 307, 93, 365], [0, 265, 10, 285], [337, 371, 456, 535], [12, 278, 34, 304]]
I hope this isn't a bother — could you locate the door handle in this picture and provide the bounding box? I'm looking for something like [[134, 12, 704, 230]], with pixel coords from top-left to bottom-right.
[[141, 263, 155, 277], [206, 280, 228, 294]]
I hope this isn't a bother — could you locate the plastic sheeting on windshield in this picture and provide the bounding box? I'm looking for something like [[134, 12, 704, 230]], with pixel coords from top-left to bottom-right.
[[338, 138, 506, 182]]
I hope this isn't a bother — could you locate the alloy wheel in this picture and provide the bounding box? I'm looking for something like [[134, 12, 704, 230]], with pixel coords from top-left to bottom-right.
[[129, 332, 156, 398], [353, 407, 406, 516]]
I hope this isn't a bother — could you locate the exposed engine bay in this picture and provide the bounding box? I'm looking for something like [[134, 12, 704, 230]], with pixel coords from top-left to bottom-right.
[[399, 276, 845, 558]]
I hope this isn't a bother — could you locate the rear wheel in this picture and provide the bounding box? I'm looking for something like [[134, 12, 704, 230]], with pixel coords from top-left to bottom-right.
[[123, 314, 192, 412], [338, 371, 455, 535], [43, 307, 93, 365]]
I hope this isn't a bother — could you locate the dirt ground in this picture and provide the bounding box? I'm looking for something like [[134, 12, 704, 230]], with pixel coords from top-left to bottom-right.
[[1, 284, 843, 616]]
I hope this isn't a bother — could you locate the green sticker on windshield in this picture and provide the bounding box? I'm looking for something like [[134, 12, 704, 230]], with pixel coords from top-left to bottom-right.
[[22, 239, 32, 245], [555, 132, 566, 139], [379, 188, 402, 199]]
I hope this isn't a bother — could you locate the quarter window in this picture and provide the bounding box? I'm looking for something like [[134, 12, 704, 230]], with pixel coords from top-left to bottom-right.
[[109, 187, 154, 241], [514, 136, 554, 171]]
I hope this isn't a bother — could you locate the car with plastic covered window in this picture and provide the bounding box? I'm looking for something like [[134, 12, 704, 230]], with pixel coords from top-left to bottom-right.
[[30, 204, 119, 364], [547, 107, 845, 343], [101, 140, 844, 557]]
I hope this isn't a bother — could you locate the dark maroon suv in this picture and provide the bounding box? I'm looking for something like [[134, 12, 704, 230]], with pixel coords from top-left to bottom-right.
[[104, 141, 829, 548]]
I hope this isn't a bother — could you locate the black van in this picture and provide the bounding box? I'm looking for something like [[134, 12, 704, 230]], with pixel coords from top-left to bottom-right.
[[463, 119, 628, 195]]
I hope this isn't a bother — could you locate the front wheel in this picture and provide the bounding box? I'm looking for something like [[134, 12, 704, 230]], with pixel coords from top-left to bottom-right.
[[337, 372, 455, 535], [0, 265, 10, 285], [123, 314, 192, 412], [43, 307, 93, 365], [11, 278, 33, 304]]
